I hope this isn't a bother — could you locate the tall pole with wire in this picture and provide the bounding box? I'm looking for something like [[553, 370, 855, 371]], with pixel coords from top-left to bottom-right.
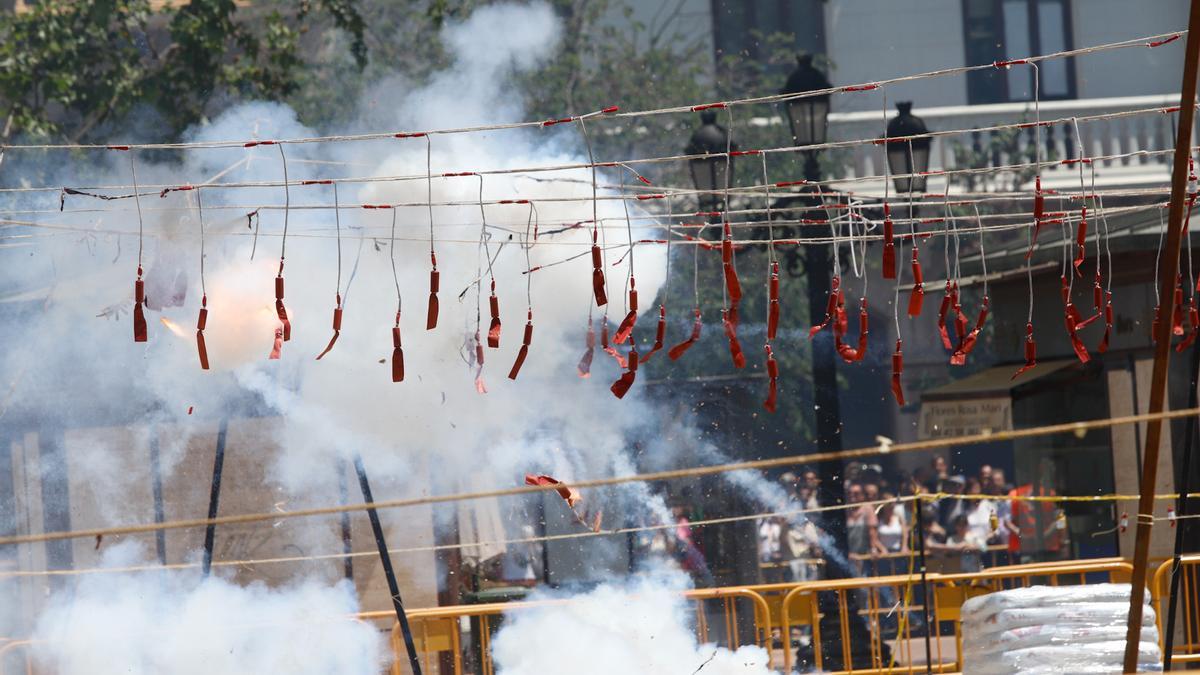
[[1124, 1, 1200, 670]]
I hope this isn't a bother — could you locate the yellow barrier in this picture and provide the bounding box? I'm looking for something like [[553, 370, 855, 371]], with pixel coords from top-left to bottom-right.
[[0, 639, 32, 675], [1153, 554, 1200, 666], [372, 558, 1135, 675]]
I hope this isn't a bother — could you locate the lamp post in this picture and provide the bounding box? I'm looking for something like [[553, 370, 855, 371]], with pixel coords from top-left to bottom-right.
[[780, 54, 890, 672], [685, 110, 737, 214], [779, 53, 844, 534], [885, 102, 932, 193]]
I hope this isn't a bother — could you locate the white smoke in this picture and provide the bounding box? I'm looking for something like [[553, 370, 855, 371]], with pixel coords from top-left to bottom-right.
[[490, 567, 774, 675], [0, 2, 836, 671], [30, 543, 384, 675]]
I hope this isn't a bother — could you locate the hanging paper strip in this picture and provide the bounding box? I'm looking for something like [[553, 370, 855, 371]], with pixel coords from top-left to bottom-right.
[[613, 278, 638, 344], [610, 347, 639, 399], [487, 279, 502, 348], [508, 310, 534, 380], [1012, 323, 1038, 380], [474, 332, 487, 393], [809, 277, 840, 339], [577, 318, 596, 378], [316, 295, 344, 360], [601, 319, 627, 368], [950, 296, 989, 366], [668, 308, 703, 361], [640, 306, 667, 364], [936, 281, 953, 350], [723, 309, 746, 368], [196, 295, 209, 370]]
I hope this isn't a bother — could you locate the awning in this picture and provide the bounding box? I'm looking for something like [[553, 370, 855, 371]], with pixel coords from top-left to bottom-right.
[[921, 358, 1078, 399], [917, 359, 1077, 439]]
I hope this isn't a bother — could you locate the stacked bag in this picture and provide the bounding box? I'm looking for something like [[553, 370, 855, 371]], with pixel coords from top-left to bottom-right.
[[961, 584, 1162, 674]]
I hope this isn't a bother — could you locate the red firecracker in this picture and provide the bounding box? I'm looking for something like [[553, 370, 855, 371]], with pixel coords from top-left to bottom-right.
[[1012, 322, 1037, 379], [891, 340, 905, 405], [392, 312, 405, 383], [907, 247, 925, 317], [881, 203, 896, 279], [767, 262, 781, 341], [613, 278, 638, 344], [610, 347, 639, 399], [196, 295, 209, 370], [316, 295, 344, 360], [427, 252, 440, 330], [508, 310, 533, 380], [133, 265, 148, 342], [763, 345, 779, 413]]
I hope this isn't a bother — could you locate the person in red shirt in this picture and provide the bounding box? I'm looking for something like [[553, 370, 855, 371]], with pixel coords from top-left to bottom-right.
[[1007, 459, 1069, 563]]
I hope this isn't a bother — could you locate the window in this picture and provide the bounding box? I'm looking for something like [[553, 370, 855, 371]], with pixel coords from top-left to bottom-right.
[[963, 0, 1076, 104], [711, 0, 826, 94]]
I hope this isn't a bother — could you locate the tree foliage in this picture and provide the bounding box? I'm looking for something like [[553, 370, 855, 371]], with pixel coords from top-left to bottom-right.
[[0, 0, 367, 143]]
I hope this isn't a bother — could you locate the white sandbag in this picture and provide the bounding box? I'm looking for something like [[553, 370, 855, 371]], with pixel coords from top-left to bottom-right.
[[963, 623, 1158, 659], [974, 601, 1156, 634], [964, 640, 1162, 675], [961, 583, 1148, 623]]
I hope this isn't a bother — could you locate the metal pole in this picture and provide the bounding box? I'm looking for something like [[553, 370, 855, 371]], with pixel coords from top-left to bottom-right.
[[336, 457, 354, 582], [915, 497, 933, 675], [353, 454, 422, 675], [1125, 4, 1200, 670], [148, 431, 167, 566], [201, 418, 228, 576], [1164, 327, 1200, 670]]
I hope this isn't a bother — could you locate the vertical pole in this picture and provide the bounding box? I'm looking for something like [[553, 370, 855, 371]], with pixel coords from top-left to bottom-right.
[[1164, 332, 1200, 670], [1125, 6, 1200, 671], [335, 457, 354, 582], [915, 497, 933, 675], [201, 418, 228, 577], [353, 454, 422, 675], [148, 431, 167, 566]]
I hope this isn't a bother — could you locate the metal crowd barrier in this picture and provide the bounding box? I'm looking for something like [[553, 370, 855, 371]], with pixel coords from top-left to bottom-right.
[[374, 558, 1134, 675], [1154, 553, 1200, 667], [0, 558, 1158, 675]]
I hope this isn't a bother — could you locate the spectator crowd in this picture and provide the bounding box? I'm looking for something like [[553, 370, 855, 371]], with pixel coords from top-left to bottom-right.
[[758, 455, 1070, 582]]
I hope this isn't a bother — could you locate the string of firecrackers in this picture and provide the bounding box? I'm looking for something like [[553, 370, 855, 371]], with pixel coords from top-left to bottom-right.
[[0, 30, 1183, 152], [19, 103, 1196, 201], [17, 40, 1197, 405], [1, 407, 1196, 551]]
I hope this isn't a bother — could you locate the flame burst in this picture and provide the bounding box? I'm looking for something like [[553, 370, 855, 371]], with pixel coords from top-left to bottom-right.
[[159, 317, 188, 338]]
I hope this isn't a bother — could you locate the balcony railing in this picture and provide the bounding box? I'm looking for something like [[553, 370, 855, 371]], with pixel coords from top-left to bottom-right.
[[747, 94, 1182, 194]]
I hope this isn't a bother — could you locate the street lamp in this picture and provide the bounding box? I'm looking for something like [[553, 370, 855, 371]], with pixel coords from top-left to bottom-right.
[[781, 54, 832, 147], [685, 110, 737, 213], [885, 101, 932, 193]]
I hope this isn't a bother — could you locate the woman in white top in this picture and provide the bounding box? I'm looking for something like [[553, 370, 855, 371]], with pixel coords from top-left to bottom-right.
[[877, 497, 908, 554], [963, 478, 997, 545]]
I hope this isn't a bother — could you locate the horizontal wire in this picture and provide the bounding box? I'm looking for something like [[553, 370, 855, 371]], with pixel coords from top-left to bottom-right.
[[0, 31, 1181, 152], [1, 490, 1190, 580], [0, 407, 1193, 549], [4, 103, 1188, 198]]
